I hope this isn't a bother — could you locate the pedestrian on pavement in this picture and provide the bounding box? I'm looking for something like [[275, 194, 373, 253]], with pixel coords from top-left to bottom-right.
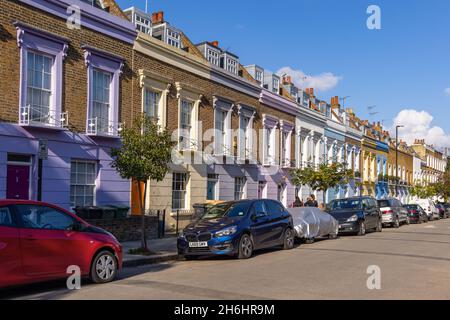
[[305, 195, 319, 207], [293, 196, 304, 208]]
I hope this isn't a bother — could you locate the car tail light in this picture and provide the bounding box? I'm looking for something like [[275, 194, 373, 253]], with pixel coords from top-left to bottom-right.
[[410, 210, 417, 214], [382, 210, 393, 214]]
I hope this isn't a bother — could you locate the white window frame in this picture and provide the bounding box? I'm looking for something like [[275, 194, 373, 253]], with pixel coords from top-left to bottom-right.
[[238, 106, 255, 161], [176, 82, 202, 151], [214, 108, 231, 156], [263, 115, 278, 166], [70, 160, 97, 208], [234, 177, 247, 201], [206, 48, 220, 66]]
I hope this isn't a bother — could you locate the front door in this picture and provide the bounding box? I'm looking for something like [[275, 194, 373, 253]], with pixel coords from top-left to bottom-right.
[[7, 165, 30, 200]]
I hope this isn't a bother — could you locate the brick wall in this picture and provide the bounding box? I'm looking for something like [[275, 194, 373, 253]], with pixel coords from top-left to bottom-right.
[[0, 0, 134, 132], [86, 216, 158, 242]]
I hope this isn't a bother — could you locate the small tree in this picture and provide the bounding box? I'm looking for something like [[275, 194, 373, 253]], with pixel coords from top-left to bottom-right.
[[292, 163, 353, 206], [111, 115, 175, 252]]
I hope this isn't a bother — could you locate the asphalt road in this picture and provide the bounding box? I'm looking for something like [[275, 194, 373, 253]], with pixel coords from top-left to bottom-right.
[[3, 218, 450, 300]]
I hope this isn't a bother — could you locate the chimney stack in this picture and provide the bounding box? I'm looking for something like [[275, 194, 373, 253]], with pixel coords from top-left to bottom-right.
[[152, 11, 164, 24], [282, 75, 292, 85], [306, 88, 314, 97], [211, 41, 219, 48], [331, 96, 340, 108]]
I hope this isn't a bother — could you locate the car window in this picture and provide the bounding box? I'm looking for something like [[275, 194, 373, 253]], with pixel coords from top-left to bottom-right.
[[362, 199, 371, 209], [0, 207, 14, 227], [16, 205, 75, 231], [252, 201, 267, 216], [377, 200, 390, 208], [265, 200, 285, 219], [370, 199, 378, 208]]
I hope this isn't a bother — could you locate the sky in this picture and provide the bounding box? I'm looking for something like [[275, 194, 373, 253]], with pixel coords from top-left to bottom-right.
[[116, 0, 450, 149]]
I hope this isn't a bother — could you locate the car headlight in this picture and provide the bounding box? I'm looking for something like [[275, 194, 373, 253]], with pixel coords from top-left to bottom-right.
[[215, 226, 238, 238], [347, 215, 359, 222]]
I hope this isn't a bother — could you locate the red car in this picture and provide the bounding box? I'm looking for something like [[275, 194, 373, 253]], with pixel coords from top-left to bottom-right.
[[0, 200, 122, 289]]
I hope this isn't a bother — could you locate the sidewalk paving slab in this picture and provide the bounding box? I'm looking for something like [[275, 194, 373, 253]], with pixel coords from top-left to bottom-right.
[[121, 237, 179, 268]]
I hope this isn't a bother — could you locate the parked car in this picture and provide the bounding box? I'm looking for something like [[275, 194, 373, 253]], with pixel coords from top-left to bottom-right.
[[288, 207, 339, 243], [441, 203, 450, 217], [177, 200, 294, 260], [327, 197, 382, 236], [403, 204, 428, 224], [435, 203, 448, 219], [414, 199, 440, 220], [0, 200, 122, 289], [378, 198, 409, 228]]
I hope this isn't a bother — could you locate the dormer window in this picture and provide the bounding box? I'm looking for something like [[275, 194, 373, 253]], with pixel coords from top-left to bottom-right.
[[226, 58, 238, 74], [167, 29, 181, 48], [255, 70, 263, 82], [220, 53, 239, 75], [206, 48, 220, 66]]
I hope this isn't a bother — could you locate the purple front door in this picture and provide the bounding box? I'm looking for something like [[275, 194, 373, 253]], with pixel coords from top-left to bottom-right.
[[7, 165, 30, 200]]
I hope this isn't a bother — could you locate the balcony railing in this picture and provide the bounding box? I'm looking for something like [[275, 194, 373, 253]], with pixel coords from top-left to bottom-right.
[[263, 155, 276, 166], [282, 158, 295, 168], [87, 117, 122, 137], [20, 105, 68, 129], [178, 136, 199, 151]]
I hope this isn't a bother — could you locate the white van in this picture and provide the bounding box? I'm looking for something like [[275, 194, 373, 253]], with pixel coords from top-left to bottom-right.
[[414, 199, 440, 220]]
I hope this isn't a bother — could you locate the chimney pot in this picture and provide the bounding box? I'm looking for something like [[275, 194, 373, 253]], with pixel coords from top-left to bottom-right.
[[211, 41, 219, 48], [152, 11, 164, 24]]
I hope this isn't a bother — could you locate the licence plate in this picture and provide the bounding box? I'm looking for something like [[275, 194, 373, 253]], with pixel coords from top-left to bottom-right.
[[189, 242, 208, 248]]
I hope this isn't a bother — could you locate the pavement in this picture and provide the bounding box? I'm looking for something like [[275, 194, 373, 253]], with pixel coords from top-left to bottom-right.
[[4, 218, 450, 300], [121, 237, 178, 268]]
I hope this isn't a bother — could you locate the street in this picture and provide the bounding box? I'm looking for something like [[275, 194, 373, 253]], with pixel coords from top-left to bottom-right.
[[3, 218, 450, 300]]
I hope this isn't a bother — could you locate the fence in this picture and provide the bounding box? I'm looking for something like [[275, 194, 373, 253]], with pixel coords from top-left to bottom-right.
[[146, 209, 167, 239]]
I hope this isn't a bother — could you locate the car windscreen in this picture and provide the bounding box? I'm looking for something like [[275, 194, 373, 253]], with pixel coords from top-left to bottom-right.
[[377, 200, 391, 208], [201, 202, 250, 220], [330, 199, 362, 210]]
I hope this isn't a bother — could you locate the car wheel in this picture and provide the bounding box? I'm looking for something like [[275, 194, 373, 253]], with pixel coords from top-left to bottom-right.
[[329, 226, 339, 239], [357, 221, 366, 236], [283, 228, 295, 250], [376, 219, 383, 232], [90, 251, 118, 284], [237, 234, 253, 259], [405, 217, 410, 225], [393, 217, 400, 229]]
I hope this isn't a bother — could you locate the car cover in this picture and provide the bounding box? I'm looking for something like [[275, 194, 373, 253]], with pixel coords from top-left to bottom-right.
[[288, 207, 339, 239]]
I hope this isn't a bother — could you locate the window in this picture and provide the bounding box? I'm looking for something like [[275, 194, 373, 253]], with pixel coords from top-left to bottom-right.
[[144, 89, 160, 120], [215, 109, 228, 155], [207, 174, 219, 201], [281, 132, 288, 166], [172, 173, 188, 210], [264, 127, 275, 165], [90, 69, 112, 134], [207, 48, 220, 66], [26, 51, 53, 124], [0, 207, 14, 227], [16, 205, 75, 231], [265, 200, 286, 219], [180, 100, 193, 150], [241, 116, 251, 159], [70, 161, 96, 207], [234, 177, 246, 201], [226, 58, 238, 74], [252, 201, 267, 215], [255, 70, 263, 83], [167, 29, 181, 48], [273, 78, 279, 93]]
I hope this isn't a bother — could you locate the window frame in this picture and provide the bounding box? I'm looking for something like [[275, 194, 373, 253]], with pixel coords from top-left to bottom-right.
[[70, 160, 97, 208], [234, 177, 247, 201], [14, 204, 76, 231], [172, 172, 188, 210]]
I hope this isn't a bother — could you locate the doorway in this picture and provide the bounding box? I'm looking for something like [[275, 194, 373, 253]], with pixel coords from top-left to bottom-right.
[[6, 154, 31, 200]]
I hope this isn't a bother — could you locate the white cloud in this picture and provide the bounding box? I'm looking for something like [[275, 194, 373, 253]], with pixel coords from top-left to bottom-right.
[[444, 87, 450, 95], [390, 109, 450, 149], [276, 66, 342, 92]]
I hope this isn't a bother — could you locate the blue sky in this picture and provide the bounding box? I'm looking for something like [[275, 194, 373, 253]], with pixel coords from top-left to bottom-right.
[[116, 0, 450, 148]]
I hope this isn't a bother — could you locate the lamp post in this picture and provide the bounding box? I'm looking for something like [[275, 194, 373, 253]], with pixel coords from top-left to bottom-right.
[[395, 125, 404, 200]]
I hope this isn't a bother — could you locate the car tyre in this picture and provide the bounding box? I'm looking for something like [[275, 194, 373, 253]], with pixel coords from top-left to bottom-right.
[[357, 221, 366, 236], [393, 217, 400, 229], [90, 250, 118, 284], [376, 219, 383, 232], [237, 234, 253, 259], [282, 228, 295, 250]]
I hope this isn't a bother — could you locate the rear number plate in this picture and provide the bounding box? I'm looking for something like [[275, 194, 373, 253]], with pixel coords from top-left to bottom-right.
[[189, 242, 208, 248]]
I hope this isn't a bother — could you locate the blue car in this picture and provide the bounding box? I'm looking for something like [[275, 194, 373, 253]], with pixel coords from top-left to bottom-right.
[[177, 199, 295, 260]]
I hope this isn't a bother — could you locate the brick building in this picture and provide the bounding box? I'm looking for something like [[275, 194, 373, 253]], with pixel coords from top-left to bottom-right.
[[0, 0, 135, 209]]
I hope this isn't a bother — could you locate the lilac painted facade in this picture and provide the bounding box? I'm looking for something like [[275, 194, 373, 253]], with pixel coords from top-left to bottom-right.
[[0, 0, 136, 211]]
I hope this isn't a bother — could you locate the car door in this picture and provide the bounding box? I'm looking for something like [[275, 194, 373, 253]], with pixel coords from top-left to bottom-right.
[[15, 204, 85, 278], [0, 206, 25, 288], [264, 200, 287, 245], [249, 200, 272, 249]]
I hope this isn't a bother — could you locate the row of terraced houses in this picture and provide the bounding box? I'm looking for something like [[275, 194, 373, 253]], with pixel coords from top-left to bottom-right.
[[0, 0, 447, 223]]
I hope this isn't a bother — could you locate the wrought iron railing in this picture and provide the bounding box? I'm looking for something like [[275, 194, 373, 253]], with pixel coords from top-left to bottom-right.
[[87, 117, 122, 136], [20, 105, 68, 128]]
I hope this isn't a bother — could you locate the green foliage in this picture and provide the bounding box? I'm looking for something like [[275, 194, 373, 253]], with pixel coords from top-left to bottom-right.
[[410, 184, 436, 199], [111, 115, 175, 184], [291, 163, 354, 194]]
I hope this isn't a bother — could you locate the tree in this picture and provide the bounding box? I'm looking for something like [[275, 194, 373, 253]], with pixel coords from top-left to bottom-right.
[[410, 183, 437, 199], [291, 163, 353, 206], [111, 115, 175, 252]]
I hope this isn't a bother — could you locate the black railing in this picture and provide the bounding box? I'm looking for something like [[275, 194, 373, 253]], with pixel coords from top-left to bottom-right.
[[146, 209, 166, 239]]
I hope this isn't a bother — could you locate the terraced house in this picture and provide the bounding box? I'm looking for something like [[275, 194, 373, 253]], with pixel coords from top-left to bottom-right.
[[0, 0, 135, 209], [411, 139, 447, 185]]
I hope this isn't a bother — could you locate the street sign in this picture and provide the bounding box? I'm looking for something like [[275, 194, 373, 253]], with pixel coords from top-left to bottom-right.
[[38, 139, 48, 160]]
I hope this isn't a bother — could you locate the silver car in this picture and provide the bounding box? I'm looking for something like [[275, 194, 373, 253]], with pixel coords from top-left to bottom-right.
[[378, 198, 409, 228], [288, 207, 339, 243]]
